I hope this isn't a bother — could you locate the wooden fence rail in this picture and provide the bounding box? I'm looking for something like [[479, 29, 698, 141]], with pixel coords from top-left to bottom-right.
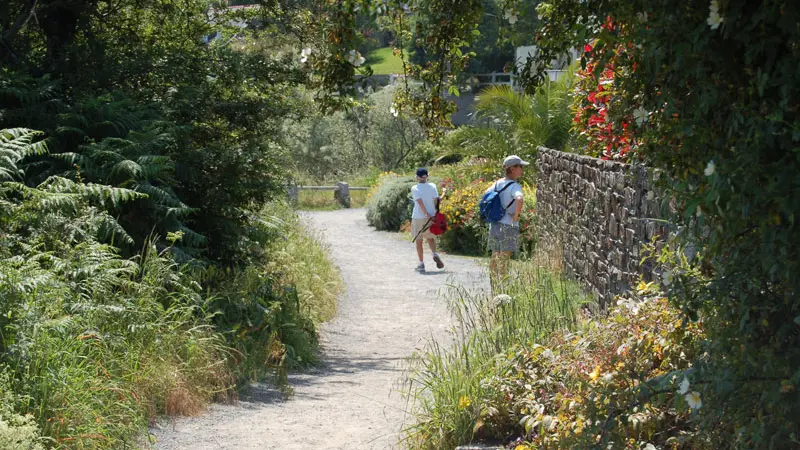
[[287, 182, 368, 208]]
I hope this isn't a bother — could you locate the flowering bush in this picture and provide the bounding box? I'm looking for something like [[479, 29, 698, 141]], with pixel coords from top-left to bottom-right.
[[572, 27, 639, 161], [438, 179, 536, 256], [477, 293, 707, 449], [438, 179, 492, 255]]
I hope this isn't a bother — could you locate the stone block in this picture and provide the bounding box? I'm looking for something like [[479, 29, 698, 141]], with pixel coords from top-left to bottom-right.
[[608, 213, 618, 236], [645, 221, 656, 240], [625, 228, 635, 247], [615, 172, 626, 191]]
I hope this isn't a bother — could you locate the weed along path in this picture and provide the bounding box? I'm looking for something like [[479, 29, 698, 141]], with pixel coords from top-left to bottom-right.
[[151, 208, 488, 449]]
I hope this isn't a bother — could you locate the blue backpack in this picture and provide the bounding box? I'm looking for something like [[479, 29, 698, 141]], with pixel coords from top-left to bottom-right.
[[479, 181, 516, 223]]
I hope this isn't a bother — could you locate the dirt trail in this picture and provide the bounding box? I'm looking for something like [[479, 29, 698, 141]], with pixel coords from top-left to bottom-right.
[[151, 208, 488, 450]]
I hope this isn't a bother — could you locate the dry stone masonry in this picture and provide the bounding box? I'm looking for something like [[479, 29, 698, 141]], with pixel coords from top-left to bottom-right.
[[535, 147, 668, 307]]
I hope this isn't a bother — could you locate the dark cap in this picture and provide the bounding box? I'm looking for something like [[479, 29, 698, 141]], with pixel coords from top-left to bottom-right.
[[416, 167, 428, 177]]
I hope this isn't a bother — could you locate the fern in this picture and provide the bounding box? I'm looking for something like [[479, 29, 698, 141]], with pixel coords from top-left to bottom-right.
[[39, 176, 146, 208], [0, 129, 47, 181]]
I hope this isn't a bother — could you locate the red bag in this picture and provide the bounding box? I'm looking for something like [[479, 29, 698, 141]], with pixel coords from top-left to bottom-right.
[[429, 212, 448, 235]]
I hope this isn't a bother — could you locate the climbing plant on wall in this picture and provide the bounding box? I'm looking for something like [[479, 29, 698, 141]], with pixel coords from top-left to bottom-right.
[[531, 1, 800, 446]]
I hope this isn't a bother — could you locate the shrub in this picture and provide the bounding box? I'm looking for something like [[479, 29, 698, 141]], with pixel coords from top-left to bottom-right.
[[266, 201, 343, 326], [366, 174, 417, 231], [480, 293, 706, 449], [284, 85, 428, 181], [0, 374, 44, 450], [0, 128, 339, 446], [439, 179, 491, 255]]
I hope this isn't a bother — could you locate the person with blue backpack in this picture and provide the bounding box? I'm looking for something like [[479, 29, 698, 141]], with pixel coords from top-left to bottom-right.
[[480, 155, 529, 289]]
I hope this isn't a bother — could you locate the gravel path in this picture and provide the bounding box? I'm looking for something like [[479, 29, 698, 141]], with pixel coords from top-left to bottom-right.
[[150, 208, 488, 450]]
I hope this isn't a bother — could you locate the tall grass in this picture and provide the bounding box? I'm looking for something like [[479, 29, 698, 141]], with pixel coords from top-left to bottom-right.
[[267, 202, 343, 327], [402, 252, 591, 449], [0, 198, 343, 447], [0, 241, 232, 449]]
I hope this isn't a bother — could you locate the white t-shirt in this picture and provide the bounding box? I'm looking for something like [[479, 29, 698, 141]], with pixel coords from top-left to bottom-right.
[[485, 179, 523, 225], [411, 182, 439, 219]]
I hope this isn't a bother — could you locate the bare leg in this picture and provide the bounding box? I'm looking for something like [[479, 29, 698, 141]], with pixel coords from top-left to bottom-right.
[[416, 237, 424, 262], [426, 238, 437, 254]]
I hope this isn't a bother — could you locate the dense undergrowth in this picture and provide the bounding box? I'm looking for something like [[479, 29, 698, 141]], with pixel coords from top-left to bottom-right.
[[0, 0, 349, 446], [0, 128, 342, 448], [402, 252, 590, 448], [401, 247, 707, 450]]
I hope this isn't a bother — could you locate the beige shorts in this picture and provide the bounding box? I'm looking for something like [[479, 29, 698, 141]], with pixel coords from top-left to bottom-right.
[[411, 218, 435, 241]]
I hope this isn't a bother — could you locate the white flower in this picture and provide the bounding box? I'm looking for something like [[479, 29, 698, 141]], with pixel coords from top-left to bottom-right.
[[492, 294, 512, 307], [661, 270, 673, 286], [346, 49, 366, 67], [685, 391, 703, 409], [542, 348, 555, 359], [602, 372, 614, 383], [617, 298, 640, 315], [707, 1, 723, 30], [390, 104, 399, 117], [633, 107, 649, 126], [300, 47, 312, 63], [704, 160, 715, 176], [644, 444, 656, 450], [503, 10, 518, 25], [678, 377, 690, 395]]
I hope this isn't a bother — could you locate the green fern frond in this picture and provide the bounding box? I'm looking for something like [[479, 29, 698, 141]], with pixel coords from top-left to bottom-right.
[[109, 159, 143, 179], [50, 152, 86, 166], [161, 205, 196, 218], [35, 192, 82, 214], [39, 176, 147, 208], [0, 128, 48, 181], [54, 126, 88, 139], [176, 225, 208, 247], [92, 214, 136, 247], [134, 182, 185, 208]]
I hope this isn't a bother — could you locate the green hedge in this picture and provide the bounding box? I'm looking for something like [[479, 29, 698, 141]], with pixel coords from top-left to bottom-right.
[[367, 176, 441, 231]]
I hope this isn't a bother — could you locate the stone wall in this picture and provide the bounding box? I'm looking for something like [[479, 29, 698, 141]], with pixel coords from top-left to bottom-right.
[[535, 147, 667, 307]]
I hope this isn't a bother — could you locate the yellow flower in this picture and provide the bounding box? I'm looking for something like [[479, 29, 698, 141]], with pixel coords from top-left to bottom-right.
[[514, 445, 532, 450], [589, 365, 601, 381], [458, 395, 471, 410]]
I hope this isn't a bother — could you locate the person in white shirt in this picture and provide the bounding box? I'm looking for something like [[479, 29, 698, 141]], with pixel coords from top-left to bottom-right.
[[485, 155, 528, 289], [410, 167, 444, 272]]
